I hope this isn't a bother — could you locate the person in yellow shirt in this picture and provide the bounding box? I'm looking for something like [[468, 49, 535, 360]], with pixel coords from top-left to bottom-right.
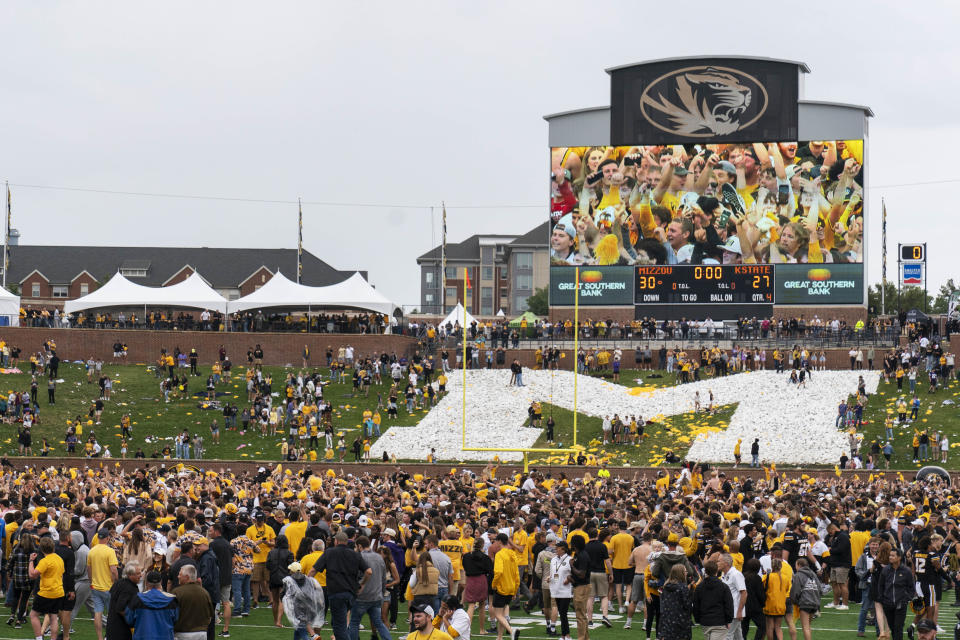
[[300, 539, 326, 587], [655, 471, 671, 497], [246, 514, 276, 607], [609, 521, 636, 612], [734, 439, 742, 468], [29, 537, 66, 637], [512, 523, 535, 605], [566, 522, 589, 548], [284, 509, 308, 560], [490, 533, 521, 640], [87, 528, 120, 640], [439, 526, 467, 599]]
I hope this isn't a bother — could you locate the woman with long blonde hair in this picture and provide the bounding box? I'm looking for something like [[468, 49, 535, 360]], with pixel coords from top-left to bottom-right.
[[122, 527, 154, 586], [409, 550, 439, 610]]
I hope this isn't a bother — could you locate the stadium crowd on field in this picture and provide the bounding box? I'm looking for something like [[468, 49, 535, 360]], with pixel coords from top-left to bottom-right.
[[0, 460, 952, 640]]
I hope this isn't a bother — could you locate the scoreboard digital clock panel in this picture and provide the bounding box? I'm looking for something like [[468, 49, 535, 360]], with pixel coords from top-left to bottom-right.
[[635, 265, 774, 304]]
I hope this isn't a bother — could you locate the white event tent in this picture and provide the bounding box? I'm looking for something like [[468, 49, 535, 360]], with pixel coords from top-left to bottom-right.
[[63, 272, 227, 314], [439, 302, 477, 329], [0, 287, 20, 326], [227, 271, 397, 316]]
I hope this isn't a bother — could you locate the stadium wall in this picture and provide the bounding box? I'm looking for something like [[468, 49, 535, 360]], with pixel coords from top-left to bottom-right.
[[1, 458, 948, 482], [0, 327, 418, 366]]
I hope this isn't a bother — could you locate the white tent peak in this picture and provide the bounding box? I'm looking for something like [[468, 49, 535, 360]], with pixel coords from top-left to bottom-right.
[[227, 271, 397, 316], [440, 303, 477, 329], [63, 272, 227, 314]]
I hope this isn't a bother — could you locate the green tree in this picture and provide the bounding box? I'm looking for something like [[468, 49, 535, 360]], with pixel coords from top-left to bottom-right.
[[867, 281, 931, 316], [932, 279, 958, 314], [526, 287, 549, 316]]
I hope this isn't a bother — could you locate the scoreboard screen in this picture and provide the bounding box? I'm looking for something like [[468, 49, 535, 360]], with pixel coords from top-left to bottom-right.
[[900, 244, 925, 262], [636, 265, 774, 304]]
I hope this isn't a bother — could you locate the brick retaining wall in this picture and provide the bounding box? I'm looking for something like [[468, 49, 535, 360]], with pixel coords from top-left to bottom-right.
[[3, 457, 947, 484], [0, 327, 893, 372], [0, 327, 418, 366]]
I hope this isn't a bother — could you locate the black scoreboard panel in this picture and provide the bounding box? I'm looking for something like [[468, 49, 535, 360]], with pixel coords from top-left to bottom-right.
[[900, 244, 925, 262], [635, 265, 775, 304], [635, 303, 773, 321]]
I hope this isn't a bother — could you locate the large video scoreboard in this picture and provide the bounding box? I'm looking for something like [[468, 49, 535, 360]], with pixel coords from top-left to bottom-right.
[[545, 56, 871, 318]]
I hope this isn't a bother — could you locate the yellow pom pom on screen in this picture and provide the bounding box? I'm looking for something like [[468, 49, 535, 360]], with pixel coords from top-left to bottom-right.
[[593, 234, 620, 266]]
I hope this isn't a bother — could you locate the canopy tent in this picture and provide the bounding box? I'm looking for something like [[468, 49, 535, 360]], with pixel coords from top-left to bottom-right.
[[508, 311, 539, 327], [496, 309, 505, 317], [227, 271, 398, 316], [439, 303, 477, 329], [154, 272, 228, 311], [63, 272, 227, 314], [0, 286, 19, 326]]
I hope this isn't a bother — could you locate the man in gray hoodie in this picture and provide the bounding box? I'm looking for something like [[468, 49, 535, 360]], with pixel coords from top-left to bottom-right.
[[648, 533, 694, 584], [69, 531, 92, 628]]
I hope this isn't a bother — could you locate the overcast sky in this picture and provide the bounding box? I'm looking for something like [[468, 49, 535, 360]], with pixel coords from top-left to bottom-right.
[[3, 1, 959, 309]]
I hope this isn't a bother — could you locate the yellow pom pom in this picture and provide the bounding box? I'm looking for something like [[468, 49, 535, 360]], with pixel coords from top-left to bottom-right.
[[593, 234, 621, 265]]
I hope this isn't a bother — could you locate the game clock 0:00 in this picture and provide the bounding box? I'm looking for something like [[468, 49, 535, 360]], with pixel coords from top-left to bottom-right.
[[635, 265, 774, 304]]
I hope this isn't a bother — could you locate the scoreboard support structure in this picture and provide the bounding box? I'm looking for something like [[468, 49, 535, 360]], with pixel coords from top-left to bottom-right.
[[898, 243, 928, 314]]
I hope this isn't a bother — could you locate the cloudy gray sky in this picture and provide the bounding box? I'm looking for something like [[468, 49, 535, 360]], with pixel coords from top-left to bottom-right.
[[3, 1, 959, 309]]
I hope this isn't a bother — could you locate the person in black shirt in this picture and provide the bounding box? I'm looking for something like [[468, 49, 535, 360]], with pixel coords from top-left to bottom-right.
[[167, 542, 198, 591], [208, 524, 233, 637], [55, 527, 76, 640], [781, 520, 802, 568], [585, 530, 613, 627], [106, 563, 142, 640], [826, 522, 852, 609], [569, 536, 592, 639], [308, 531, 370, 640]]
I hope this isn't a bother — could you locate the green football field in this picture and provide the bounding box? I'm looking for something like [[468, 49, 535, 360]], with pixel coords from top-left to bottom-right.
[[3, 358, 959, 469], [26, 592, 956, 640]]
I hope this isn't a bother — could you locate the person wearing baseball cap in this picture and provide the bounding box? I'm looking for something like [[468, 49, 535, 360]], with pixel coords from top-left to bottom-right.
[[551, 214, 579, 265], [915, 617, 938, 640], [246, 511, 276, 611], [408, 603, 445, 640], [280, 560, 325, 640], [124, 569, 177, 640]]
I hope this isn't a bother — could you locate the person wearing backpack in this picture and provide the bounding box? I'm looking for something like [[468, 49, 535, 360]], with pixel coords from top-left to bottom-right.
[[790, 558, 822, 640], [266, 535, 295, 627]]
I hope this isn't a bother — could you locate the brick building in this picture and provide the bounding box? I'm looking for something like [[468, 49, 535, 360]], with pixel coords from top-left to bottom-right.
[[7, 245, 366, 309], [417, 221, 549, 316]]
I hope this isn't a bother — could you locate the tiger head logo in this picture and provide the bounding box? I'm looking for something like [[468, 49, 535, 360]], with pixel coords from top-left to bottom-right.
[[640, 66, 767, 137]]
